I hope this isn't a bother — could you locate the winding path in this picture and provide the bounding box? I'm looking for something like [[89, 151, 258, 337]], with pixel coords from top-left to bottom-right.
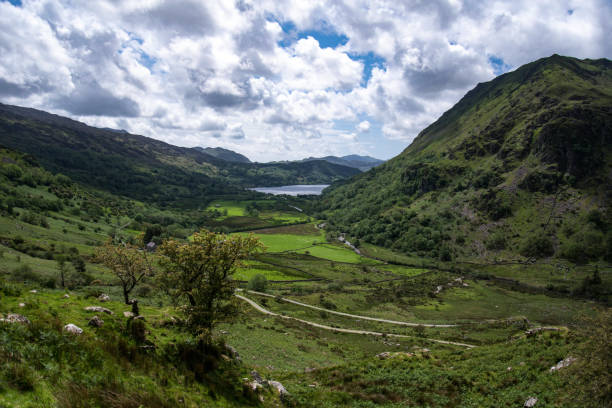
[[235, 293, 476, 349], [240, 289, 456, 328]]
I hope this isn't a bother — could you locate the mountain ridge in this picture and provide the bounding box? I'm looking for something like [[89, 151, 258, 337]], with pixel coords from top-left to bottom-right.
[[193, 146, 251, 163], [0, 103, 360, 206], [318, 54, 612, 263]]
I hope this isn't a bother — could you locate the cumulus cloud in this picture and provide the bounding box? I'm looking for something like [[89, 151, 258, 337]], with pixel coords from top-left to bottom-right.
[[0, 0, 609, 161], [356, 120, 370, 133]]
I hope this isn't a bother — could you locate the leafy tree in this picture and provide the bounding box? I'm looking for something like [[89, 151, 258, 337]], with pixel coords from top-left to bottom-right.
[[158, 230, 262, 340], [95, 241, 153, 308]]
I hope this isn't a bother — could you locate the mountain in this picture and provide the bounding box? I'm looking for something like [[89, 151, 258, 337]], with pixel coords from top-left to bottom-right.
[[318, 55, 612, 263], [193, 146, 251, 163], [300, 155, 384, 171], [0, 103, 360, 207]]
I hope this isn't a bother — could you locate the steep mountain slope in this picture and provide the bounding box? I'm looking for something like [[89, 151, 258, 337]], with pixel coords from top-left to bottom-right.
[[0, 104, 359, 206], [319, 55, 612, 263], [193, 146, 251, 163]]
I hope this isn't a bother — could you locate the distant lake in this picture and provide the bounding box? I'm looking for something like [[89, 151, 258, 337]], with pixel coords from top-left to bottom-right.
[[248, 184, 330, 196]]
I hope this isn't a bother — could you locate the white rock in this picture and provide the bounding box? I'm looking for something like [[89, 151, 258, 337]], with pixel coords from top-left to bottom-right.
[[29, 289, 37, 294], [63, 294, 70, 299], [524, 396, 538, 407], [268, 380, 288, 396], [123, 311, 134, 318], [0, 313, 30, 324], [98, 294, 110, 302], [18, 303, 25, 308], [85, 306, 113, 315], [64, 324, 83, 335], [550, 357, 576, 372]]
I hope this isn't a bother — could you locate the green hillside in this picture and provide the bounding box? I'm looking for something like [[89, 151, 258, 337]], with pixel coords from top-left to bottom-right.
[[0, 103, 359, 207], [193, 146, 252, 163], [318, 55, 612, 266]]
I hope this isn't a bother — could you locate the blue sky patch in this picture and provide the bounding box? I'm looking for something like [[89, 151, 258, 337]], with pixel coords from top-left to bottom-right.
[[1, 0, 22, 6], [273, 18, 348, 49], [567, 9, 574, 15], [488, 55, 511, 76], [349, 52, 386, 85], [138, 51, 157, 71]]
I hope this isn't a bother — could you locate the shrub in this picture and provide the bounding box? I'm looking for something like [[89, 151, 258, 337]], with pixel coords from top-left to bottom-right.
[[11, 264, 39, 283], [486, 232, 507, 250], [561, 230, 605, 264], [247, 274, 268, 292], [520, 232, 554, 258]]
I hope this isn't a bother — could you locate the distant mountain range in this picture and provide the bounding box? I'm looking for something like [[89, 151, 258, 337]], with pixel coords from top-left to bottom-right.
[[299, 155, 384, 171], [192, 147, 384, 171], [0, 103, 360, 207]]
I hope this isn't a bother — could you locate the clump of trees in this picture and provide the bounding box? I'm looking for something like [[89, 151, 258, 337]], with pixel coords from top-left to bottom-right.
[[158, 230, 262, 342]]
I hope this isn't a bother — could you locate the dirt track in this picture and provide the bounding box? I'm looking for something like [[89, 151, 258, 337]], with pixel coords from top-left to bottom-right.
[[235, 293, 476, 348]]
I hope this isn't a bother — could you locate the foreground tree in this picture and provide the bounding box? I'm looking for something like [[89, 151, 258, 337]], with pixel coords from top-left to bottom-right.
[[95, 241, 153, 312], [158, 230, 262, 340]]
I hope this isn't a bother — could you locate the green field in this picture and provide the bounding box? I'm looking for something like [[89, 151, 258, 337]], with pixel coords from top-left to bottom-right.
[[236, 229, 325, 252], [296, 243, 378, 264], [206, 200, 249, 217]]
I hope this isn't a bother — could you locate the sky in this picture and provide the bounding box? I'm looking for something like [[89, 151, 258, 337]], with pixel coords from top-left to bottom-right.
[[0, 1, 610, 162]]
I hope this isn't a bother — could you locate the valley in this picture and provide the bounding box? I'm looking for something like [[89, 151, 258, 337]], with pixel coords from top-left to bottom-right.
[[0, 55, 610, 408]]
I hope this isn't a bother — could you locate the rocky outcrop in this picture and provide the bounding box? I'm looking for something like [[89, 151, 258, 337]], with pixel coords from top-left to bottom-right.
[[524, 396, 538, 407], [550, 357, 576, 372]]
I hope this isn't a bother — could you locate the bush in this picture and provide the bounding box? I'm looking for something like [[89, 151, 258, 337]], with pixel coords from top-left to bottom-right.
[[520, 232, 554, 258], [486, 232, 507, 250], [561, 230, 605, 264], [11, 264, 39, 283], [247, 274, 268, 292]]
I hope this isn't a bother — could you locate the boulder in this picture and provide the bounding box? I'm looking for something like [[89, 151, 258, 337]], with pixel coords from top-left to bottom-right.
[[550, 357, 576, 372], [85, 306, 113, 315], [88, 315, 104, 327], [0, 313, 30, 324], [29, 289, 37, 294], [63, 294, 70, 299], [98, 294, 110, 302], [18, 303, 25, 308], [268, 380, 288, 396], [123, 311, 134, 318], [225, 344, 240, 360], [524, 396, 537, 407], [251, 370, 264, 384], [64, 324, 83, 335]]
